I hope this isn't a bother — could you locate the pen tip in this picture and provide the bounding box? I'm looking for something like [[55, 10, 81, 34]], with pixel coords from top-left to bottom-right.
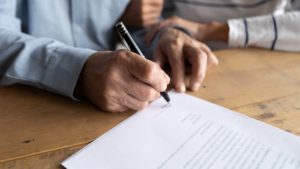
[[161, 92, 170, 102]]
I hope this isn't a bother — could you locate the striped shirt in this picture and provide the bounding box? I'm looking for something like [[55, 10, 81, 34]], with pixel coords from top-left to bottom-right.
[[163, 0, 300, 51]]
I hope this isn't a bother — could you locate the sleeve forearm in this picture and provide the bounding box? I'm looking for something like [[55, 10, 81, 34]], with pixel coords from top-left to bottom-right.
[[0, 1, 98, 99], [0, 28, 96, 99], [228, 11, 300, 52]]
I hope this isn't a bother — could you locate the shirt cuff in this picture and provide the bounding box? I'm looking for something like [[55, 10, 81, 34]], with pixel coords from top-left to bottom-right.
[[43, 45, 96, 99], [228, 15, 275, 49], [227, 18, 246, 48]]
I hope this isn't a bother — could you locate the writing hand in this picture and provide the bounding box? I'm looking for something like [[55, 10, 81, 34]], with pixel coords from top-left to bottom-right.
[[76, 50, 170, 112]]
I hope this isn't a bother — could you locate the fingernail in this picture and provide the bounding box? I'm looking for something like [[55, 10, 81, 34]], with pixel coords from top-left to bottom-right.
[[191, 83, 200, 91], [179, 83, 186, 93], [160, 83, 168, 92]]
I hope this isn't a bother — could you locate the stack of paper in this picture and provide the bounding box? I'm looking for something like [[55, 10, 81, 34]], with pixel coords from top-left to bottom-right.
[[62, 91, 300, 169]]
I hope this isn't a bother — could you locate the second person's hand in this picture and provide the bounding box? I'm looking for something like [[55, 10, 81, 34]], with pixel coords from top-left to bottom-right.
[[153, 28, 219, 92], [145, 16, 229, 44]]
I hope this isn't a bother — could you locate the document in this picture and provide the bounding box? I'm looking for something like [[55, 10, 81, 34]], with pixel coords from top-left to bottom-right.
[[62, 91, 300, 169]]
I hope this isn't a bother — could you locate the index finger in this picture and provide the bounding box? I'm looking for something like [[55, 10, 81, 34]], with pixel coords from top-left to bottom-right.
[[127, 52, 170, 92], [184, 42, 208, 91], [164, 43, 186, 93]]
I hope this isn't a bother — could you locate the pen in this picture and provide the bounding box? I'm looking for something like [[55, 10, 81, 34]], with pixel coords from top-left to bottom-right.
[[115, 21, 170, 103]]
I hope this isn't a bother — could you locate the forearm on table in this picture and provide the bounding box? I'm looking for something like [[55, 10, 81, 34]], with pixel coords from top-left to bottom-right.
[[0, 28, 96, 99], [228, 11, 300, 52], [195, 22, 229, 43]]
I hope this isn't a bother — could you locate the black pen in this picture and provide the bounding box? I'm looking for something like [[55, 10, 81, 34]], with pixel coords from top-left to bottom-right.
[[115, 21, 170, 103]]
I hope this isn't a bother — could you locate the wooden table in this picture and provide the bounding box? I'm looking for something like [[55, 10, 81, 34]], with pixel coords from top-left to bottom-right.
[[0, 48, 300, 169]]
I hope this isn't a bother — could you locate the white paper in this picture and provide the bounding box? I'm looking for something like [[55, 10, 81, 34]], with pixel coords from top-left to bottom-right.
[[62, 91, 300, 169]]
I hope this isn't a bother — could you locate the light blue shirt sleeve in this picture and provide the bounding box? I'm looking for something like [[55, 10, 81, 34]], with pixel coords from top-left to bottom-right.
[[0, 0, 96, 99]]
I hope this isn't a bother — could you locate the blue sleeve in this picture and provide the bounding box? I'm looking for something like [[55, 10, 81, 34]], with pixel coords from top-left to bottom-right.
[[0, 0, 96, 99]]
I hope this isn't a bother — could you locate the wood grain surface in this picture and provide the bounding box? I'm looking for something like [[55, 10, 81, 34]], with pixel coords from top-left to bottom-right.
[[0, 48, 299, 169]]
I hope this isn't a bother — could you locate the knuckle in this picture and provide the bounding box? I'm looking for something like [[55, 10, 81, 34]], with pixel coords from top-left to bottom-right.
[[144, 62, 159, 81]]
